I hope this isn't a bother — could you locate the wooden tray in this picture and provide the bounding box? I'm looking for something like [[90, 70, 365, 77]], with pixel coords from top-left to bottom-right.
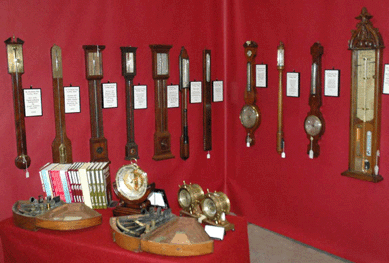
[[110, 215, 213, 256], [13, 201, 102, 231]]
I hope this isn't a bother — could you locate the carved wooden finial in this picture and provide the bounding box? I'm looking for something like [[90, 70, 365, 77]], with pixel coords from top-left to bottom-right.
[[349, 7, 384, 49]]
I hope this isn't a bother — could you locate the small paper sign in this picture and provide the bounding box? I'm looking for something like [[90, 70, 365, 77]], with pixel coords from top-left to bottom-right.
[[167, 85, 179, 108], [102, 83, 118, 108], [383, 64, 389, 94], [134, 85, 147, 109], [190, 81, 202, 103], [24, 88, 42, 117], [324, 69, 340, 97], [213, 80, 224, 102], [256, 64, 267, 87], [64, 86, 81, 113], [286, 72, 300, 97]]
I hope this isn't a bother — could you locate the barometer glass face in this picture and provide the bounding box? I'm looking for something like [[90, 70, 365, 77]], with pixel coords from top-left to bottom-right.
[[247, 62, 251, 90], [356, 50, 375, 122], [178, 189, 191, 208], [240, 105, 259, 129], [202, 198, 217, 218], [157, 53, 168, 75], [7, 44, 23, 73], [88, 52, 102, 76], [304, 115, 322, 136], [116, 165, 148, 201], [126, 52, 134, 73], [206, 53, 211, 82], [183, 58, 189, 87]]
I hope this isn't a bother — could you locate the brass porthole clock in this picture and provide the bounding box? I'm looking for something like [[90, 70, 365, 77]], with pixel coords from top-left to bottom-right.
[[304, 42, 324, 159], [239, 41, 261, 147], [342, 8, 384, 182]]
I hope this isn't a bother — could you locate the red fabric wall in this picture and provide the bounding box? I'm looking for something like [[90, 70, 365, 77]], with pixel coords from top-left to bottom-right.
[[1, 0, 389, 262]]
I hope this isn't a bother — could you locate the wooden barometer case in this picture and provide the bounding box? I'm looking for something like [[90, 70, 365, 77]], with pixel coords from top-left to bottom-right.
[[121, 46, 139, 160], [304, 42, 325, 159], [179, 46, 190, 160], [51, 45, 73, 163], [83, 45, 109, 162], [239, 41, 261, 147], [342, 8, 384, 182], [5, 36, 31, 169], [150, 44, 175, 161], [203, 49, 212, 152]]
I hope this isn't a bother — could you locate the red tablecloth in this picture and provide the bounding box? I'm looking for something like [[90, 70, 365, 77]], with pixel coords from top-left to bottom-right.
[[0, 209, 249, 263]]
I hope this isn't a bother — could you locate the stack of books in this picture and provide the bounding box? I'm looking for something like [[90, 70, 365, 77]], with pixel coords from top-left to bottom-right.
[[39, 162, 112, 209]]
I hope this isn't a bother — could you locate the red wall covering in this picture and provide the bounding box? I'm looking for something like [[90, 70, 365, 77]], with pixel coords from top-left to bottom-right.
[[0, 0, 389, 262]]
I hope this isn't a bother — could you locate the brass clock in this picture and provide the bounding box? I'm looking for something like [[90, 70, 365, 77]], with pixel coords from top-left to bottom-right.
[[342, 8, 384, 182], [304, 42, 324, 159], [239, 41, 260, 147]]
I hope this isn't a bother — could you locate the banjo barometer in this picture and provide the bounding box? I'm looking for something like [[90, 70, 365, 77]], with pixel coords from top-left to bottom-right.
[[304, 42, 325, 159], [239, 41, 261, 147], [342, 7, 384, 182]]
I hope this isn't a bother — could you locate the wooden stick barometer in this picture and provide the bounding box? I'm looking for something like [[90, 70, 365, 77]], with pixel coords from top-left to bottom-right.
[[83, 45, 109, 162], [179, 47, 190, 160], [121, 46, 139, 160], [51, 45, 73, 163], [150, 44, 175, 161], [203, 49, 212, 158], [276, 42, 285, 158], [5, 36, 31, 170], [342, 8, 384, 182]]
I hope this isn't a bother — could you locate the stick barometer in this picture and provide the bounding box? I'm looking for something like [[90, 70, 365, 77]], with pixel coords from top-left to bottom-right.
[[342, 8, 384, 182], [121, 46, 139, 160], [5, 36, 31, 169], [203, 49, 212, 155], [179, 46, 190, 160], [83, 45, 109, 162], [51, 45, 73, 163], [150, 44, 175, 161], [276, 42, 285, 157]]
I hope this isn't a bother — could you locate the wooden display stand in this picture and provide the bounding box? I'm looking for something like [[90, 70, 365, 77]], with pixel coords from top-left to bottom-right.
[[12, 200, 102, 231], [110, 214, 213, 256], [112, 182, 155, 216]]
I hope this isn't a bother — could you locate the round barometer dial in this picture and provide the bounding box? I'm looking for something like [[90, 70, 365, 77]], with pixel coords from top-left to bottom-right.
[[304, 115, 322, 136], [116, 163, 148, 201], [239, 104, 260, 129]]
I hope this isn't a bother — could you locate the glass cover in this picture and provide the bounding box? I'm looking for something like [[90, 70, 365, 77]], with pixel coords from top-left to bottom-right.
[[356, 50, 375, 122], [126, 52, 134, 73], [157, 53, 168, 75], [178, 189, 191, 208], [202, 198, 217, 217], [7, 44, 23, 73]]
